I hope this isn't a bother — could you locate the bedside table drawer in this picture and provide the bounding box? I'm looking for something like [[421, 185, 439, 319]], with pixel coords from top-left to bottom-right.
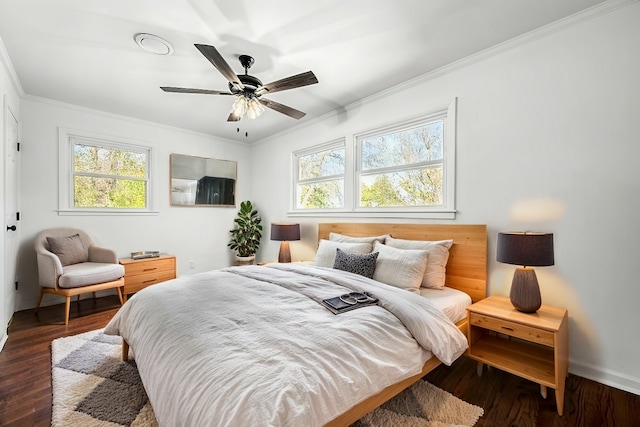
[[124, 270, 176, 294], [119, 255, 177, 301], [469, 313, 554, 347], [123, 258, 175, 276]]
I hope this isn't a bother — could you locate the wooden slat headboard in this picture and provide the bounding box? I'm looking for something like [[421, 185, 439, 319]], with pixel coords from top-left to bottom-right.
[[318, 223, 487, 302]]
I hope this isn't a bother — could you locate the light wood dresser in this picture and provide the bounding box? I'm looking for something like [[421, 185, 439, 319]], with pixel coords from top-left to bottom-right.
[[466, 295, 568, 415], [119, 254, 176, 302]]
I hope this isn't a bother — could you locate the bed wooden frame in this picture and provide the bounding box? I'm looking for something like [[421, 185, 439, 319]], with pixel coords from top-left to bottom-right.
[[320, 223, 487, 426], [121, 222, 487, 426]]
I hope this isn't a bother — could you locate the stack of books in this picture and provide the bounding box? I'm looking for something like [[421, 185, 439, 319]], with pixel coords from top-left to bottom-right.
[[130, 251, 160, 260]]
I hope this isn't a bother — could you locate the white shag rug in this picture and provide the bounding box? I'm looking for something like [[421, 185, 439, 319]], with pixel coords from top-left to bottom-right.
[[52, 329, 483, 427]]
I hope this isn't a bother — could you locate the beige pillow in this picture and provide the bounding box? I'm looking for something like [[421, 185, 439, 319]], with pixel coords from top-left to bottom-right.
[[385, 236, 453, 289], [313, 240, 372, 268], [372, 241, 429, 293], [329, 232, 389, 245], [46, 234, 89, 266]]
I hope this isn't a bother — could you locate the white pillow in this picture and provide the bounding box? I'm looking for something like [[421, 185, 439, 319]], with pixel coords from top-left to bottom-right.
[[329, 232, 389, 245], [385, 236, 453, 289], [372, 241, 429, 293], [313, 240, 372, 267]]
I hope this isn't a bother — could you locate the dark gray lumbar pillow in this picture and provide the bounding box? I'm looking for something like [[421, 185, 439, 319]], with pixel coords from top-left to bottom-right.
[[333, 248, 379, 279]]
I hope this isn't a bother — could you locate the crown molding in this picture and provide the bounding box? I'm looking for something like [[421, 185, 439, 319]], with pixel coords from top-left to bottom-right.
[[0, 35, 25, 97], [361, 0, 639, 107], [259, 0, 638, 146], [22, 94, 249, 147]]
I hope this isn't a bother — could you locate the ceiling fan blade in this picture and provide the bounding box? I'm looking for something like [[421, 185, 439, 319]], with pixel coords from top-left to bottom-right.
[[256, 71, 318, 95], [227, 111, 242, 122], [259, 98, 306, 120], [194, 44, 244, 90], [161, 86, 233, 95]]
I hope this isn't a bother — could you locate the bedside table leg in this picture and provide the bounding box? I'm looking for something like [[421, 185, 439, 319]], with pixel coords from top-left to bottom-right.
[[540, 385, 547, 399], [122, 339, 129, 361], [476, 362, 483, 377], [556, 388, 564, 416]]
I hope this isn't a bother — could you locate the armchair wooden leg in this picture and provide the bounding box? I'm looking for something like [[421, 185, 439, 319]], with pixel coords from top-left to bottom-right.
[[116, 287, 124, 305], [34, 288, 45, 314], [64, 296, 71, 325]]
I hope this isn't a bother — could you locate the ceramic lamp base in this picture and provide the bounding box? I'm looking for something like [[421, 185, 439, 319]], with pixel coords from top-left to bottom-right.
[[509, 267, 541, 313], [278, 241, 291, 263]]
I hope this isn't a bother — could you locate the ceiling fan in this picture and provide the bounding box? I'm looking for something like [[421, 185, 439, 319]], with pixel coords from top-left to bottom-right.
[[161, 44, 319, 122]]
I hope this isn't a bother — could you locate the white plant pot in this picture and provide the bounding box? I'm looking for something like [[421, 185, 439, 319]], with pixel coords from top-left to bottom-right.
[[235, 254, 256, 266]]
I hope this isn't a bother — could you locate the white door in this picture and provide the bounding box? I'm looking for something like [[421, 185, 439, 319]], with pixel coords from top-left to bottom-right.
[[3, 103, 19, 341]]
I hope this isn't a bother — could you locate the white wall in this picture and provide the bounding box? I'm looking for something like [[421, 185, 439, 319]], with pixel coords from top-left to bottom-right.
[[16, 97, 251, 310], [250, 3, 640, 394]]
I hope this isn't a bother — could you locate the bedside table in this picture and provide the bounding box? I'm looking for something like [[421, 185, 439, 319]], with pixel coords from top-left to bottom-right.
[[119, 254, 176, 301], [466, 295, 568, 415]]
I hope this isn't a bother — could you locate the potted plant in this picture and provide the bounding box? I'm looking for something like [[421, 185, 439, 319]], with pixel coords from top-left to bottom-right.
[[228, 200, 263, 265]]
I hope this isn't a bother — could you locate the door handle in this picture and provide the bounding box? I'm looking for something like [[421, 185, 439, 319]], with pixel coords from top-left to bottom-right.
[[6, 225, 16, 231]]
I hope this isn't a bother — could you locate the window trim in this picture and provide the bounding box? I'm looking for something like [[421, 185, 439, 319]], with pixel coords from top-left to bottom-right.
[[291, 137, 347, 212], [58, 128, 158, 216], [289, 98, 457, 219]]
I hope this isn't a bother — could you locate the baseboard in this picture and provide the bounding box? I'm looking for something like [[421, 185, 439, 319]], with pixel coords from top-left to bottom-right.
[[570, 359, 640, 395], [0, 331, 7, 352]]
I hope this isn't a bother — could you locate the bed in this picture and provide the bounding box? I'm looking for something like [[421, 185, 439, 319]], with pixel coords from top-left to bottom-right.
[[105, 223, 487, 426]]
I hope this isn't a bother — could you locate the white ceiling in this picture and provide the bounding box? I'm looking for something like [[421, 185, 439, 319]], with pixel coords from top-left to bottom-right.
[[0, 0, 606, 144]]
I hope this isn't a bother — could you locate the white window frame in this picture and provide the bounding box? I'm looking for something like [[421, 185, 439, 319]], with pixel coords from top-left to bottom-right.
[[58, 128, 158, 216], [290, 98, 456, 219], [291, 138, 348, 213]]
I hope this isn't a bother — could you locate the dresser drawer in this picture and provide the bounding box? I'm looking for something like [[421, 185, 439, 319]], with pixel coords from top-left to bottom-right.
[[469, 313, 554, 347], [122, 258, 175, 277], [123, 270, 176, 294], [119, 255, 177, 300]]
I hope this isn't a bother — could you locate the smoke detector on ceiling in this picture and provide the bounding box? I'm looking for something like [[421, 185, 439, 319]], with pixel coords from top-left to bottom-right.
[[134, 33, 174, 55]]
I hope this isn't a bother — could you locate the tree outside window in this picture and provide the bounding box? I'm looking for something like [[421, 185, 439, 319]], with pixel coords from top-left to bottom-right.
[[73, 142, 148, 209], [358, 120, 444, 208], [295, 142, 345, 209]]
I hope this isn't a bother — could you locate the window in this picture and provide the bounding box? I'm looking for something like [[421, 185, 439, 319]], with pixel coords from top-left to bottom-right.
[[58, 128, 157, 215], [357, 116, 444, 208], [292, 99, 456, 219], [294, 139, 345, 209]]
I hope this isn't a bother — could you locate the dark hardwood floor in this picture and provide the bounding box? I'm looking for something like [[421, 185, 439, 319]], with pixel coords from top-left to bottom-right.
[[1, 296, 639, 426], [424, 355, 640, 427]]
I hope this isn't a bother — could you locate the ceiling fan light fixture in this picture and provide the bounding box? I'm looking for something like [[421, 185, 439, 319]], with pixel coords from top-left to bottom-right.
[[231, 96, 248, 118], [230, 95, 264, 120], [246, 97, 265, 119]]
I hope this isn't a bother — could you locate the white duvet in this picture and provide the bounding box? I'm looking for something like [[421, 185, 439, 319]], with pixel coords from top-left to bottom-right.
[[104, 264, 467, 427]]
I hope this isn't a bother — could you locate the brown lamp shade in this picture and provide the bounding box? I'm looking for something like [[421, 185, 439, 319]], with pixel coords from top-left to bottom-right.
[[497, 232, 554, 267], [270, 223, 301, 242]]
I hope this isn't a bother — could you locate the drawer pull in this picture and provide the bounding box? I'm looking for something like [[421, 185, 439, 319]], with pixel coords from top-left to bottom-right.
[[501, 326, 514, 331], [143, 268, 158, 272], [143, 278, 158, 284]]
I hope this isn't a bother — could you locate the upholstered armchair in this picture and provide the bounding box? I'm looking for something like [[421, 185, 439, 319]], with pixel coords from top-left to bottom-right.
[[34, 227, 125, 324]]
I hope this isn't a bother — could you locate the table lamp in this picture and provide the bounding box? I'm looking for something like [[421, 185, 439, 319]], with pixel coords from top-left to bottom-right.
[[270, 223, 301, 263], [497, 232, 554, 313]]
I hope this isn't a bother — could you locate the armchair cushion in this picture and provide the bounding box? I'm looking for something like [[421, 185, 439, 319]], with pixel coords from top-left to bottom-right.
[[46, 234, 89, 266], [58, 262, 125, 289]]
